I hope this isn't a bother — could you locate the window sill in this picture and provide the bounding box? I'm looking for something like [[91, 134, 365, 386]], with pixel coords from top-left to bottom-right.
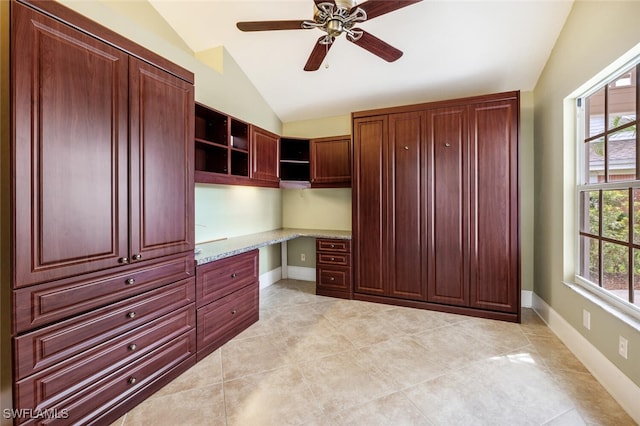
[[564, 280, 640, 332]]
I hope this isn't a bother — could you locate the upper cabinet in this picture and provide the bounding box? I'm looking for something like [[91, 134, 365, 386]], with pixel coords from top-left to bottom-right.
[[310, 136, 351, 187], [250, 126, 280, 185], [12, 2, 194, 287]]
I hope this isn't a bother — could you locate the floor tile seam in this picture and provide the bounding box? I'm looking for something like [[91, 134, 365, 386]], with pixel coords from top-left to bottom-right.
[[540, 407, 583, 426], [398, 387, 440, 426], [221, 359, 299, 383]]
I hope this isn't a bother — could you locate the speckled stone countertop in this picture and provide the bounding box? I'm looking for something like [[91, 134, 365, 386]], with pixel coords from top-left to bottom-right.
[[194, 228, 352, 266]]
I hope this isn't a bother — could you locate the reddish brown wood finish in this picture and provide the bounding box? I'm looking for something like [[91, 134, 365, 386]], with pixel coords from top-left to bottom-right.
[[426, 106, 469, 306], [13, 252, 193, 334], [310, 135, 351, 186], [353, 117, 387, 296], [352, 91, 520, 321], [196, 283, 259, 360], [386, 112, 427, 300], [316, 239, 352, 299], [196, 250, 258, 308], [129, 57, 194, 262], [250, 126, 280, 184], [468, 99, 520, 313], [14, 278, 195, 380], [12, 2, 130, 287]]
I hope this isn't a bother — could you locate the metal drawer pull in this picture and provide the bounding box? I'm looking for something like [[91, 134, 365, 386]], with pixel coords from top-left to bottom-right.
[[132, 254, 142, 261], [118, 257, 129, 264], [330, 257, 335, 261], [125, 278, 136, 285], [330, 277, 335, 281], [231, 273, 237, 278], [127, 312, 136, 319], [231, 309, 237, 315], [128, 344, 137, 351], [330, 244, 335, 248], [128, 377, 136, 385]]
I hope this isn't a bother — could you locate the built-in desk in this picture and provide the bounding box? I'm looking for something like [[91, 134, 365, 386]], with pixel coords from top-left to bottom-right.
[[194, 228, 352, 278]]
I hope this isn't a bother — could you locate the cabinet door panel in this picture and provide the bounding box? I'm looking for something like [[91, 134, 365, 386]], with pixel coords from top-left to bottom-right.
[[469, 100, 519, 312], [310, 136, 351, 186], [353, 117, 386, 295], [251, 126, 280, 183], [13, 4, 129, 287], [427, 107, 468, 306], [129, 58, 194, 261], [387, 112, 427, 300]]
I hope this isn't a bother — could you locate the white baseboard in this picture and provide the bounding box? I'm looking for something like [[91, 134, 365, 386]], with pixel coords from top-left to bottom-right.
[[259, 267, 282, 290], [532, 293, 640, 424], [286, 266, 316, 282], [521, 290, 533, 308]]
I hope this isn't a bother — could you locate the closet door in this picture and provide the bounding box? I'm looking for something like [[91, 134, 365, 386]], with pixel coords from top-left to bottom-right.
[[426, 107, 469, 306], [13, 3, 129, 287], [386, 112, 427, 300], [468, 99, 519, 313], [353, 116, 387, 295]]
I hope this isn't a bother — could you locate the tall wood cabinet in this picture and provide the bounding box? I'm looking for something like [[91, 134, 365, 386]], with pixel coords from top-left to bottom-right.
[[352, 91, 520, 322], [10, 1, 195, 423]]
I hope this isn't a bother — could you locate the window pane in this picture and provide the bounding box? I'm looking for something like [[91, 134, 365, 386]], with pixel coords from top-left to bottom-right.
[[634, 189, 640, 245], [607, 127, 636, 181], [579, 191, 599, 235], [608, 67, 637, 131], [602, 190, 629, 241], [602, 241, 629, 298], [585, 137, 605, 183], [586, 86, 605, 139], [579, 236, 600, 285]]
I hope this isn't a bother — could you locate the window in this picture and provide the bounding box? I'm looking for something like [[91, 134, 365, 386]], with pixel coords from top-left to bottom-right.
[[577, 59, 639, 310]]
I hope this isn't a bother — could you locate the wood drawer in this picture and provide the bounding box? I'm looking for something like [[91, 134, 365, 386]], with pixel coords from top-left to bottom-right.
[[196, 250, 258, 307], [197, 282, 259, 359], [14, 278, 195, 380], [19, 331, 196, 425], [317, 252, 350, 266], [15, 304, 195, 412], [317, 266, 352, 293], [13, 252, 194, 334], [317, 239, 351, 253]]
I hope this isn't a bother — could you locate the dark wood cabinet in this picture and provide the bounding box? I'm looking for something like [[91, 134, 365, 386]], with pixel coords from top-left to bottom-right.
[[352, 92, 520, 322], [316, 239, 352, 299], [195, 251, 260, 360], [10, 1, 196, 424], [251, 126, 280, 184], [13, 3, 194, 288], [310, 136, 351, 187]]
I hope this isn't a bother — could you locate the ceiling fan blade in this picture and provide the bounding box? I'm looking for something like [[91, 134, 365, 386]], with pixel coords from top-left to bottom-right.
[[236, 20, 308, 32], [353, 0, 422, 21], [349, 29, 403, 62], [304, 37, 333, 71]]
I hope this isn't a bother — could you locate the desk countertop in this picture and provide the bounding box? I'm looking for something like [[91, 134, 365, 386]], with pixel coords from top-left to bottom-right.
[[194, 228, 352, 266]]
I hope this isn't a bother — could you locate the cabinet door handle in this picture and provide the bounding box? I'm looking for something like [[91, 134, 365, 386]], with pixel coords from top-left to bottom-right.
[[231, 273, 237, 278], [330, 244, 335, 248], [330, 277, 335, 281], [128, 377, 137, 385], [128, 344, 137, 351], [231, 309, 237, 315], [132, 254, 142, 261], [127, 312, 136, 319], [118, 257, 129, 264], [330, 257, 335, 261], [125, 278, 136, 285]]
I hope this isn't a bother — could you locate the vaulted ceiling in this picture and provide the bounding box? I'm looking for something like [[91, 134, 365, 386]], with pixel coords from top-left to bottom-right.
[[148, 0, 574, 122]]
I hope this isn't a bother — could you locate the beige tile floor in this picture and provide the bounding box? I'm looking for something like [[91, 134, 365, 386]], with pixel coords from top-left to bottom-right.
[[112, 279, 635, 426]]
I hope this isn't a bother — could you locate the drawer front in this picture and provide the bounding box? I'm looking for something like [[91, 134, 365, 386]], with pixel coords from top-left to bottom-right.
[[196, 250, 258, 307], [317, 266, 352, 292], [19, 331, 196, 426], [317, 239, 351, 253], [15, 305, 195, 412], [13, 252, 194, 334], [197, 283, 259, 356], [14, 278, 195, 380], [317, 253, 350, 266]]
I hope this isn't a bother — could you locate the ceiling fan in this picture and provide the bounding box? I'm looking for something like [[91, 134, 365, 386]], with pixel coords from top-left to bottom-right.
[[236, 0, 422, 71]]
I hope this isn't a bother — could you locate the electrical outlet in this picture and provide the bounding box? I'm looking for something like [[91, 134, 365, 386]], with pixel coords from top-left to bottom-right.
[[619, 336, 628, 359], [582, 309, 591, 330], [300, 253, 306, 262]]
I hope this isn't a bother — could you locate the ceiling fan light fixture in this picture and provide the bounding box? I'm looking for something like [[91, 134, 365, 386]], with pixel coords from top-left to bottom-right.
[[326, 19, 344, 37]]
